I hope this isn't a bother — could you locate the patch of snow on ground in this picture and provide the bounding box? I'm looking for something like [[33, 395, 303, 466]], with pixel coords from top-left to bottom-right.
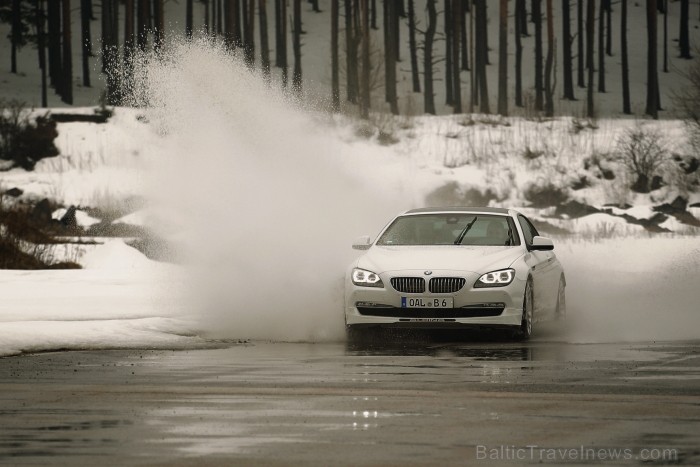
[[0, 263, 200, 357], [112, 209, 147, 226]]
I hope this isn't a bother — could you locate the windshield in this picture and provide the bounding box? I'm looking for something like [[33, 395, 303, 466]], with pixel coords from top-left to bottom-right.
[[376, 214, 520, 246]]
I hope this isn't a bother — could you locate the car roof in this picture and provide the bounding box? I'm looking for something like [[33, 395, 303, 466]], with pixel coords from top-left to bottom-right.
[[404, 207, 514, 216]]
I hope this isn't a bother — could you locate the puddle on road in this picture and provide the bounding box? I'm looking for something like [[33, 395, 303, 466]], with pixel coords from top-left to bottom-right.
[[343, 340, 675, 363]]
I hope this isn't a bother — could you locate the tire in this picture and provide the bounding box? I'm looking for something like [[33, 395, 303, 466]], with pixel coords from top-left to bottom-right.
[[555, 276, 566, 320], [514, 279, 533, 341]]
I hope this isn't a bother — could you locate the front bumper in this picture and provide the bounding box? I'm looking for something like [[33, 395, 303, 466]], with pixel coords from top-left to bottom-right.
[[345, 269, 525, 329]]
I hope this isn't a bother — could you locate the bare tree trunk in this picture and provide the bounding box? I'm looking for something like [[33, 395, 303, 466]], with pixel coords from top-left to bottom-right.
[[331, 0, 340, 110], [393, 0, 400, 62], [646, 0, 658, 118], [534, 0, 543, 110], [242, 0, 250, 53], [483, 1, 489, 65], [475, 0, 490, 113], [360, 0, 370, 118], [138, 0, 149, 51], [223, 0, 237, 49], [424, 0, 437, 114], [249, 0, 256, 57], [605, 0, 611, 55], [103, 0, 120, 104], [204, 0, 210, 34], [217, 0, 223, 35], [621, 0, 630, 114], [663, 0, 668, 71], [61, 0, 73, 104], [275, 0, 282, 57], [124, 0, 134, 92], [279, 0, 288, 86], [544, 0, 554, 116], [345, 0, 358, 102], [48, 0, 62, 90], [586, 0, 594, 117], [597, 0, 605, 92], [680, 0, 691, 58], [371, 0, 377, 29], [452, 0, 462, 113], [562, 0, 574, 99], [471, 0, 477, 110], [125, 0, 134, 45], [408, 0, 420, 92], [519, 0, 529, 36], [260, 0, 270, 80], [186, 0, 193, 38], [80, 0, 91, 87], [11, 0, 20, 73], [213, 0, 218, 37], [515, 0, 523, 107], [577, 0, 584, 87], [497, 0, 507, 115], [293, 0, 302, 93], [461, 3, 469, 70], [154, 0, 164, 51], [243, 0, 256, 66], [37, 0, 48, 106], [444, 0, 453, 106], [384, 0, 398, 114]]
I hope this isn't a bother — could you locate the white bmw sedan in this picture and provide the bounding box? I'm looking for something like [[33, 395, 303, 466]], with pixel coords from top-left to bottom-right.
[[345, 207, 566, 340]]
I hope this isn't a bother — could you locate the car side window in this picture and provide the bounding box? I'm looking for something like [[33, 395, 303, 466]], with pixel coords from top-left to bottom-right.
[[517, 215, 536, 246]]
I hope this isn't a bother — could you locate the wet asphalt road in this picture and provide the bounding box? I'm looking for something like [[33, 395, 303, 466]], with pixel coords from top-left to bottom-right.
[[0, 337, 699, 466]]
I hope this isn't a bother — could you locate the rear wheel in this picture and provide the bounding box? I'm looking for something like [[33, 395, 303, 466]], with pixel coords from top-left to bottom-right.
[[514, 279, 533, 341]]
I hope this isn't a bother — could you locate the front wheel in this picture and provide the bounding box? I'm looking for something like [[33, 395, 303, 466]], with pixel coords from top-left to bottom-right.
[[514, 279, 533, 341]]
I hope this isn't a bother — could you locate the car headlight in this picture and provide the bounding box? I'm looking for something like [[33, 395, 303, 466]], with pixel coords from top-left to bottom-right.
[[474, 268, 515, 288], [352, 268, 384, 287]]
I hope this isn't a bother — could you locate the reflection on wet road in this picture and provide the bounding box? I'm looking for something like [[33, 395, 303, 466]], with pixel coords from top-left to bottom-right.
[[0, 339, 699, 465]]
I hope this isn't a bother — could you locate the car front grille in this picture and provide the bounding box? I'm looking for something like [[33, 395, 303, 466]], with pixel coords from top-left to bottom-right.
[[390, 277, 425, 294], [429, 277, 466, 294], [357, 305, 505, 318]]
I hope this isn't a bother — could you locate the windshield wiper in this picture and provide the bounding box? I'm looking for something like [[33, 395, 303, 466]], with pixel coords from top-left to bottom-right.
[[454, 216, 478, 245]]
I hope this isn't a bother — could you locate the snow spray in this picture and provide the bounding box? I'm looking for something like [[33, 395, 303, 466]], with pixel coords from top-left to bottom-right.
[[127, 37, 405, 342], [541, 238, 700, 344]]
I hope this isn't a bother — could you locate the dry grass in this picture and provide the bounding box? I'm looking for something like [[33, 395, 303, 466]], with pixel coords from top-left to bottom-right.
[[0, 201, 81, 269]]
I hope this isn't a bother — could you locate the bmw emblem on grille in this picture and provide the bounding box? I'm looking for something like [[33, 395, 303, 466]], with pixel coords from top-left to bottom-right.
[[424, 270, 433, 276]]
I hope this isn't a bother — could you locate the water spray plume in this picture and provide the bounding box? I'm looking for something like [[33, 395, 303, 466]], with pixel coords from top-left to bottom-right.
[[128, 37, 405, 342]]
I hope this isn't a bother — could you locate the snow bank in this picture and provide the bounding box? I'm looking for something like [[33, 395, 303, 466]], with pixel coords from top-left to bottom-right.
[[0, 318, 200, 357], [0, 246, 200, 357], [80, 240, 154, 270]]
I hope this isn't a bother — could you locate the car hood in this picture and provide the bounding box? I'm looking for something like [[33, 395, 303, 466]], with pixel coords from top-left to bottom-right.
[[357, 245, 525, 274]]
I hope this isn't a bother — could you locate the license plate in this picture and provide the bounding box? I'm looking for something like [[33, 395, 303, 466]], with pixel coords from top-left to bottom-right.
[[401, 297, 454, 308]]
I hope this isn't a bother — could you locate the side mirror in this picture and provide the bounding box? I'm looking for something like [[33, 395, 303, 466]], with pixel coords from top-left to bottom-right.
[[530, 236, 554, 251], [352, 235, 372, 250]]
